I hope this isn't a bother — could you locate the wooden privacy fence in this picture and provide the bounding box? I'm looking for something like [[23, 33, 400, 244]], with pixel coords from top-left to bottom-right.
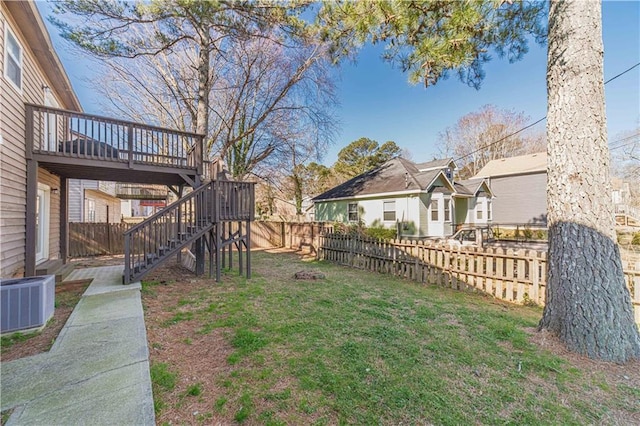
[[319, 234, 640, 325], [69, 220, 334, 257], [69, 222, 135, 257]]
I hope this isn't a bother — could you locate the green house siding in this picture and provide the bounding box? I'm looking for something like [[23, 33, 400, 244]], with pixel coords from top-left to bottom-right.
[[455, 198, 468, 227], [418, 193, 430, 236], [315, 200, 350, 223]]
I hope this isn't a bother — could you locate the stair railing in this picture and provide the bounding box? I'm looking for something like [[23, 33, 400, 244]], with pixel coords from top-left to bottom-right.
[[124, 181, 214, 284], [123, 180, 255, 284]]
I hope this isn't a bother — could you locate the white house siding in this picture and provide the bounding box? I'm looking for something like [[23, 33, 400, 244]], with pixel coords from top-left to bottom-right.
[[84, 189, 121, 223], [68, 179, 84, 222], [69, 179, 120, 222], [489, 173, 547, 224], [0, 6, 67, 277], [427, 193, 447, 238]]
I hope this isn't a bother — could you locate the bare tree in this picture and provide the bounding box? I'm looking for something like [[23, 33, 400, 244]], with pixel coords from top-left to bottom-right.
[[52, 0, 337, 180], [438, 104, 546, 178]]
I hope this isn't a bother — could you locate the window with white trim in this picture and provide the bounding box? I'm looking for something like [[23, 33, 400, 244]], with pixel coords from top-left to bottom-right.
[[430, 199, 439, 221], [383, 201, 396, 221], [476, 201, 484, 220], [348, 202, 358, 222], [4, 27, 23, 91], [444, 199, 452, 222], [487, 200, 492, 221], [86, 199, 96, 222]]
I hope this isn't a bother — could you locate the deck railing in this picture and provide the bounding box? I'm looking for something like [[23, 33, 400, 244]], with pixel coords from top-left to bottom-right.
[[26, 104, 203, 173], [115, 183, 169, 200]]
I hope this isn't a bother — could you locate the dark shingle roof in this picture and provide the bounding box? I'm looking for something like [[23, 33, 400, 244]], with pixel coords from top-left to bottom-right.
[[313, 157, 447, 201], [414, 158, 455, 171]]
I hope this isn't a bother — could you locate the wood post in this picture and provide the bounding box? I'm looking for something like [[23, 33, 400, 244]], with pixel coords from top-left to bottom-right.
[[60, 178, 68, 264]]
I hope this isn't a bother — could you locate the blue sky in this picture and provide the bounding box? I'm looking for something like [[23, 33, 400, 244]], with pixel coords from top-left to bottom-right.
[[40, 1, 639, 166]]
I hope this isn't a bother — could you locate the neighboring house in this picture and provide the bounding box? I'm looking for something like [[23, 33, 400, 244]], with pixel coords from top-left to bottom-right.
[[473, 152, 548, 225], [611, 178, 639, 226], [1, 1, 82, 277], [474, 152, 640, 227], [69, 179, 121, 223], [313, 157, 493, 238]]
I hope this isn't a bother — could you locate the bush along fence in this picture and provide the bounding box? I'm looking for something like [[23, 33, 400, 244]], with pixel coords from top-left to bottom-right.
[[318, 233, 640, 325]]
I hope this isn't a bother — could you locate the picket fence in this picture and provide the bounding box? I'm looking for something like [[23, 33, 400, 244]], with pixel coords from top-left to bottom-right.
[[319, 234, 640, 325]]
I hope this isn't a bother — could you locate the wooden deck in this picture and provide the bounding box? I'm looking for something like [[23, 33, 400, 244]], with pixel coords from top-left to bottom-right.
[[26, 104, 203, 186]]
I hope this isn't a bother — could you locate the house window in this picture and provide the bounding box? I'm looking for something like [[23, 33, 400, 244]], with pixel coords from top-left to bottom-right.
[[86, 199, 96, 222], [430, 199, 439, 221], [444, 199, 451, 222], [476, 201, 484, 220], [4, 27, 22, 91], [383, 201, 396, 221], [487, 200, 492, 221], [348, 202, 358, 222]]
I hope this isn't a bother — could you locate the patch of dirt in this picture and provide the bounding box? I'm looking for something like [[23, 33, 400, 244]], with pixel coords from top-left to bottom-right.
[[141, 269, 237, 425], [527, 328, 640, 425], [1, 279, 91, 362], [528, 327, 640, 382], [70, 254, 126, 268]]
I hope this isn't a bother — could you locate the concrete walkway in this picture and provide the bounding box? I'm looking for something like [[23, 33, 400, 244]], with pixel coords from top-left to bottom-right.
[[1, 266, 155, 425]]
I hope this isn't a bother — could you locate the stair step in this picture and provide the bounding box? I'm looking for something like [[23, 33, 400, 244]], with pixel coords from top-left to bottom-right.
[[56, 263, 76, 283], [36, 260, 75, 284], [36, 259, 63, 275]]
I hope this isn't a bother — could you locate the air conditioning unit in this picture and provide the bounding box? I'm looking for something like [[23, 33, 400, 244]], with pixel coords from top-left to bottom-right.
[[0, 275, 55, 334]]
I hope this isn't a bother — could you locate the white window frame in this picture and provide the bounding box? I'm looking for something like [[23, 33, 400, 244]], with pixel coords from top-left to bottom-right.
[[487, 200, 492, 221], [444, 199, 452, 222], [429, 199, 439, 222], [36, 183, 51, 263], [348, 202, 358, 222], [476, 200, 484, 221], [4, 26, 23, 93], [383, 200, 396, 222], [86, 198, 96, 223]]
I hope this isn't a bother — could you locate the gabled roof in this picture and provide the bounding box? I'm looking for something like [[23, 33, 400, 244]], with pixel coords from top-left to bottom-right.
[[414, 158, 456, 172], [313, 157, 454, 201], [4, 2, 81, 111], [456, 178, 493, 197], [474, 152, 546, 178]]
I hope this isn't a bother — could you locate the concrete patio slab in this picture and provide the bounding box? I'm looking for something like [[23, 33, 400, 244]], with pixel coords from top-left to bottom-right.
[[0, 266, 154, 426]]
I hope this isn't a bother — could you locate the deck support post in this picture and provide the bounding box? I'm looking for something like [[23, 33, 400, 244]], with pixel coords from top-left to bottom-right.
[[25, 159, 38, 277], [246, 219, 251, 279], [194, 175, 205, 276], [60, 177, 68, 264]]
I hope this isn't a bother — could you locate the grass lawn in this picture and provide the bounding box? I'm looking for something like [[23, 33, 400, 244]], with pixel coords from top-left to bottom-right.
[[142, 249, 639, 425]]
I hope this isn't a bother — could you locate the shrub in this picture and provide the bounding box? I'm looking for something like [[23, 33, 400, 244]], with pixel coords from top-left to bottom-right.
[[632, 232, 640, 246], [365, 226, 397, 240]]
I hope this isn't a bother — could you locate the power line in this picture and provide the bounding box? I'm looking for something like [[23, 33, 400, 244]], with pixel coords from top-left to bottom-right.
[[605, 62, 640, 84], [453, 62, 640, 164], [610, 140, 639, 151]]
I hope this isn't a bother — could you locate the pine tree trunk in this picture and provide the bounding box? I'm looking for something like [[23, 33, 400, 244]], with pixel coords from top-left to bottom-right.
[[539, 0, 640, 362]]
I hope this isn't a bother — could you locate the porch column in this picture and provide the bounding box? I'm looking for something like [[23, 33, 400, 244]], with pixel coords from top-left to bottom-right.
[[25, 158, 38, 276], [60, 177, 68, 264]]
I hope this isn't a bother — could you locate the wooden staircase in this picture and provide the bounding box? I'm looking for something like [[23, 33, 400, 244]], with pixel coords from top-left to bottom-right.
[[123, 180, 254, 284]]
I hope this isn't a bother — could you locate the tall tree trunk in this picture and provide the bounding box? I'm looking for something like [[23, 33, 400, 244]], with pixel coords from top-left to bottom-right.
[[539, 0, 640, 362], [196, 33, 210, 142]]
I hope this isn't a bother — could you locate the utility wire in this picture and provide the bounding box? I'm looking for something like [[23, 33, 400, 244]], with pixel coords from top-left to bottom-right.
[[453, 62, 640, 164]]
